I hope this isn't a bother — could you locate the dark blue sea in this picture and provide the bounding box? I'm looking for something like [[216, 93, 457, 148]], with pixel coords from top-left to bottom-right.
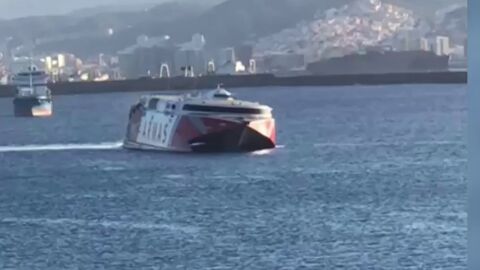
[[0, 85, 467, 269]]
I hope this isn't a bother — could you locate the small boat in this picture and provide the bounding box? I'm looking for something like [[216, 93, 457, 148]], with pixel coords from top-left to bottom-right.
[[123, 86, 276, 153], [11, 65, 53, 117]]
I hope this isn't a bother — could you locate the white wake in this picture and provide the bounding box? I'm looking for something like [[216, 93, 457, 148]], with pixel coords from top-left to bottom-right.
[[0, 142, 123, 153], [0, 217, 198, 234]]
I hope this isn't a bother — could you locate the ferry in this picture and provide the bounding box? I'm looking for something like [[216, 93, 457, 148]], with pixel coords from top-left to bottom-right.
[[123, 86, 276, 153], [11, 65, 53, 117]]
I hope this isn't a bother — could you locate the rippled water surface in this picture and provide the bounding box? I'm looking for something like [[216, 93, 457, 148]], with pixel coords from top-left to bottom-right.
[[0, 85, 467, 269]]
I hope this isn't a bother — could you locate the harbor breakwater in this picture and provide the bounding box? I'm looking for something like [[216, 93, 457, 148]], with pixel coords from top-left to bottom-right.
[[0, 71, 467, 98]]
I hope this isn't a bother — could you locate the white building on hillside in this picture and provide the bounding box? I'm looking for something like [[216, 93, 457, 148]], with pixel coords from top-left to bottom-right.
[[436, 36, 450, 56]]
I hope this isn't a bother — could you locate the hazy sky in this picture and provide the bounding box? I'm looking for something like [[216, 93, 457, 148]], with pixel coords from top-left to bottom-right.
[[0, 0, 162, 19]]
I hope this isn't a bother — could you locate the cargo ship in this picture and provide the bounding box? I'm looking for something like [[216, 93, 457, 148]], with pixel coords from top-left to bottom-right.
[[307, 49, 450, 75], [11, 65, 53, 117], [123, 86, 276, 153]]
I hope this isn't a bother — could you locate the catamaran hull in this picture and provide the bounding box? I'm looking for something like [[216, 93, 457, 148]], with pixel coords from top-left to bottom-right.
[[123, 108, 275, 153], [13, 98, 53, 117]]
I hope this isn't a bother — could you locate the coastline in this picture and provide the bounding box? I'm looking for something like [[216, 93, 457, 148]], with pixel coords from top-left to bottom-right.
[[0, 71, 467, 98]]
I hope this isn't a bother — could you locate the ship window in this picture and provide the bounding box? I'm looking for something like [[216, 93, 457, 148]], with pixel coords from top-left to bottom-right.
[[213, 93, 231, 99], [157, 124, 163, 140], [17, 71, 44, 76], [148, 98, 159, 110], [182, 104, 264, 114]]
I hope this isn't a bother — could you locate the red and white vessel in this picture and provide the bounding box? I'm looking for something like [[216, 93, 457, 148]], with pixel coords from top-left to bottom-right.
[[123, 86, 276, 153]]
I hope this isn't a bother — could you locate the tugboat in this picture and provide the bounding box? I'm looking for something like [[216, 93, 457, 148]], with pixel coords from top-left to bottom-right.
[[11, 65, 52, 117], [123, 86, 276, 153]]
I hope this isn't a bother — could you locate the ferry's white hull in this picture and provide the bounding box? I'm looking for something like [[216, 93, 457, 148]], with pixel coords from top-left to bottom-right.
[[122, 141, 187, 152], [124, 106, 276, 153]]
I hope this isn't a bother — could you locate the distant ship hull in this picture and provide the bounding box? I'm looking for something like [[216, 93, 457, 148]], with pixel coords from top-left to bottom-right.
[[307, 50, 450, 75], [123, 110, 276, 153], [13, 97, 53, 117]]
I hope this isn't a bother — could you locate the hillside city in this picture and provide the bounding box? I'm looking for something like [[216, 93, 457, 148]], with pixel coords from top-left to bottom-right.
[[0, 0, 467, 84]]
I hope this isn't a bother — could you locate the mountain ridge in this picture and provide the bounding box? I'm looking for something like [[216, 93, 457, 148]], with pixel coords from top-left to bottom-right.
[[0, 0, 466, 58]]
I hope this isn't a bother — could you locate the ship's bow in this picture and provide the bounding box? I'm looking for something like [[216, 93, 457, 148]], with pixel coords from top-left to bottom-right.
[[188, 118, 276, 153], [32, 102, 53, 117]]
